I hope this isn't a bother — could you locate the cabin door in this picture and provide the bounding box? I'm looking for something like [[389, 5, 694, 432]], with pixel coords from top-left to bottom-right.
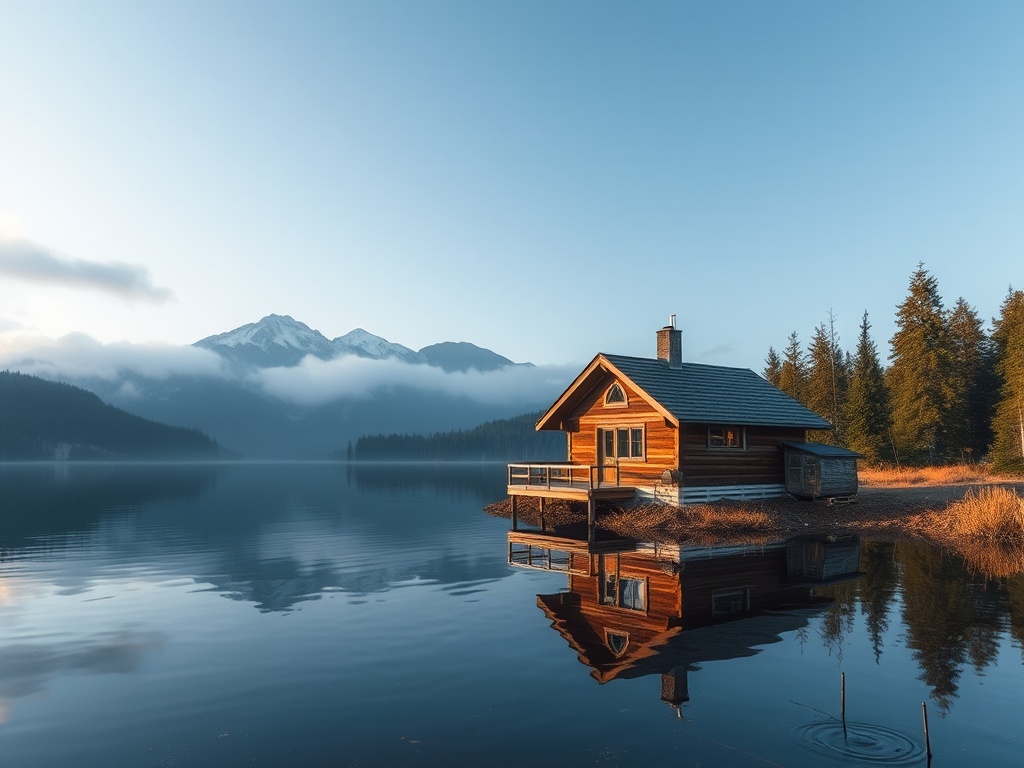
[[598, 428, 617, 484]]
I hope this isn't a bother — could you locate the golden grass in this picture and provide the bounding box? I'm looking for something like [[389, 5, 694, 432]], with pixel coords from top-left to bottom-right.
[[598, 501, 786, 547], [934, 486, 1024, 542], [907, 486, 1024, 578], [859, 464, 999, 487]]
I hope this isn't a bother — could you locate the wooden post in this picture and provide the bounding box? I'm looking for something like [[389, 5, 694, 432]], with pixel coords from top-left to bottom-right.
[[539, 497, 546, 531], [922, 702, 932, 760], [511, 495, 518, 531], [587, 496, 595, 547], [841, 672, 846, 721]]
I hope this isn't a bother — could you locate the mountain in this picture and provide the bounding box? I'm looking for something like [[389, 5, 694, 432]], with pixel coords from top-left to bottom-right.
[[4, 315, 559, 460], [0, 370, 223, 460], [417, 341, 528, 373], [194, 314, 337, 368], [194, 314, 524, 371]]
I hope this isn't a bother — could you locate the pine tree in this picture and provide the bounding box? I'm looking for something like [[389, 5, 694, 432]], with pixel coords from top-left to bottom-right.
[[990, 289, 1024, 472], [946, 298, 996, 461], [845, 311, 890, 464], [763, 347, 782, 387], [778, 331, 808, 404], [805, 312, 848, 444], [886, 264, 953, 463]]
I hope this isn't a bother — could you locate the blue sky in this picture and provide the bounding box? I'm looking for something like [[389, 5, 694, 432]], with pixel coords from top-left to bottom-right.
[[1, 1, 1021, 370]]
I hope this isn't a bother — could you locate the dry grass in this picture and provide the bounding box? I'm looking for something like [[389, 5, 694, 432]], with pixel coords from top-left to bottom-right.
[[930, 486, 1024, 543], [859, 464, 1000, 487], [601, 501, 782, 546]]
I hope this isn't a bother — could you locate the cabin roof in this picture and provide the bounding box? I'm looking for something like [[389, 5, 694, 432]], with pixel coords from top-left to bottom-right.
[[782, 442, 862, 458], [538, 354, 832, 430]]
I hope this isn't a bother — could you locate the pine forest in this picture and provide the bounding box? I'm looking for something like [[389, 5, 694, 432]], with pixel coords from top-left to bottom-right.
[[763, 264, 1024, 472]]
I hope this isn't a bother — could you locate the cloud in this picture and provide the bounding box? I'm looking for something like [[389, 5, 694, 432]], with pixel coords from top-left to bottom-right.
[[251, 355, 576, 408], [0, 238, 172, 302], [0, 629, 166, 701], [0, 332, 228, 381], [0, 331, 575, 408]]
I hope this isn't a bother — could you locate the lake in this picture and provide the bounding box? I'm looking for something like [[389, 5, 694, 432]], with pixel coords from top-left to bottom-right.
[[1, 462, 1022, 767]]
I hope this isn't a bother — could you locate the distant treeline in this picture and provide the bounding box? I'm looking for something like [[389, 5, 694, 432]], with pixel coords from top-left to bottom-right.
[[345, 411, 564, 461], [0, 370, 222, 460], [763, 265, 1024, 471]]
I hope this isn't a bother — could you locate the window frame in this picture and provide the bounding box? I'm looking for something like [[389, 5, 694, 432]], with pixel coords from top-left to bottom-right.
[[707, 426, 745, 450], [603, 383, 628, 408], [598, 425, 646, 461]]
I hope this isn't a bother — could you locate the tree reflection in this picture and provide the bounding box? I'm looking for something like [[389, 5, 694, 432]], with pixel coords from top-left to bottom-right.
[[898, 543, 1010, 713], [858, 540, 899, 664]]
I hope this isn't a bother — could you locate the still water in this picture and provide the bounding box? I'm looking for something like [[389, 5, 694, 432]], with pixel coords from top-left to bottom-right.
[[1, 462, 1022, 767]]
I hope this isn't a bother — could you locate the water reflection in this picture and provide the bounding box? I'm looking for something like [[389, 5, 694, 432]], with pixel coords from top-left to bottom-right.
[[508, 514, 1024, 717], [510, 527, 861, 712]]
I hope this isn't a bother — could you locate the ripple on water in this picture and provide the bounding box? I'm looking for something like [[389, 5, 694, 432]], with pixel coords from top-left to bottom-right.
[[792, 721, 925, 765]]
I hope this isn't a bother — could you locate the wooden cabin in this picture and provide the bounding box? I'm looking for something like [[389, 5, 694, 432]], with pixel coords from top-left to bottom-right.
[[509, 318, 839, 506]]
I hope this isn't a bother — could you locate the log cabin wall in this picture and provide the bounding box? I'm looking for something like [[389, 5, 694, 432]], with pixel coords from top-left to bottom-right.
[[678, 425, 806, 487], [676, 548, 797, 628], [565, 372, 677, 485]]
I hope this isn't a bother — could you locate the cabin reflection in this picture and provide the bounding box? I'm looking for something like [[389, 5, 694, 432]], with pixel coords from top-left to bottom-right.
[[509, 526, 860, 710]]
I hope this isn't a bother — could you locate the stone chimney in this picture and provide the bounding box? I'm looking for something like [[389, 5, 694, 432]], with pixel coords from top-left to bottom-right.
[[657, 314, 682, 368]]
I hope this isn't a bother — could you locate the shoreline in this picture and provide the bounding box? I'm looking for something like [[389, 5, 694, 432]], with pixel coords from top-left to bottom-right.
[[486, 480, 1024, 575]]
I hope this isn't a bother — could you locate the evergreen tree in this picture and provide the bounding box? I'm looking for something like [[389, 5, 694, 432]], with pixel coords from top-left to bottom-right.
[[806, 313, 848, 444], [763, 347, 782, 387], [845, 311, 890, 464], [990, 289, 1024, 472], [886, 264, 953, 463], [946, 298, 996, 461], [778, 331, 808, 404]]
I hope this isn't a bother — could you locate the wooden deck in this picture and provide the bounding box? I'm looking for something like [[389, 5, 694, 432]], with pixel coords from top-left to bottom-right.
[[506, 463, 636, 502], [508, 530, 638, 576]]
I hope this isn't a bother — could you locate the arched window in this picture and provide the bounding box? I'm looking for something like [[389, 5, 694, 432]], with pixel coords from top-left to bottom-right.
[[604, 383, 626, 407], [605, 630, 629, 657]]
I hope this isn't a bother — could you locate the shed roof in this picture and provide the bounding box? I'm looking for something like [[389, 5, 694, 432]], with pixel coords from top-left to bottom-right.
[[538, 354, 832, 431], [782, 442, 862, 458]]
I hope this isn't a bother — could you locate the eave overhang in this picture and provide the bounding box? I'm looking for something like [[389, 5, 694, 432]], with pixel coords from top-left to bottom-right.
[[535, 354, 679, 432]]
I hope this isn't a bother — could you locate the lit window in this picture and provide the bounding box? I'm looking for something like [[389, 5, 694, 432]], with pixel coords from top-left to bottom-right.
[[708, 426, 743, 449]]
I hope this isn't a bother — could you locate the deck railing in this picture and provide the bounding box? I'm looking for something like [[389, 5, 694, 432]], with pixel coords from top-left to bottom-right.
[[507, 462, 621, 490]]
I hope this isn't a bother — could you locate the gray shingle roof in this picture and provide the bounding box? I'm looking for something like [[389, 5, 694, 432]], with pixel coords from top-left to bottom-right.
[[782, 442, 861, 458], [602, 354, 832, 429]]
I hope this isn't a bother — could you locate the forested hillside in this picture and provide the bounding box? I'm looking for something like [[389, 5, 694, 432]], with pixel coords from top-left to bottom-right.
[[763, 264, 1024, 471], [347, 411, 564, 461], [0, 371, 222, 460]]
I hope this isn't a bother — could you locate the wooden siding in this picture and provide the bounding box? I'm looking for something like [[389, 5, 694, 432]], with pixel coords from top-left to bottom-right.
[[677, 425, 805, 487], [565, 373, 676, 484]]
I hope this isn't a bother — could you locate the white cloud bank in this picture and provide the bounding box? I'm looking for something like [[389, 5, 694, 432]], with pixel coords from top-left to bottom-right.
[[0, 333, 227, 382], [0, 333, 575, 408], [252, 355, 576, 407], [0, 238, 172, 302]]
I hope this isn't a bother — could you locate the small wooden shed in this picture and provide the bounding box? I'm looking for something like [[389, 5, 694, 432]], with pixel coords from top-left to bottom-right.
[[782, 442, 861, 500]]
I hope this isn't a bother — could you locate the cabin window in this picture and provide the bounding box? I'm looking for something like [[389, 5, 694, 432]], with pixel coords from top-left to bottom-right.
[[712, 587, 751, 618], [708, 426, 744, 449], [604, 383, 627, 407], [601, 574, 647, 612], [599, 426, 645, 460], [605, 630, 629, 657]]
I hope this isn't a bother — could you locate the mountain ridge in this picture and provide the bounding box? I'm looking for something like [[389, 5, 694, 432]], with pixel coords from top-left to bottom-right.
[[194, 313, 526, 372]]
